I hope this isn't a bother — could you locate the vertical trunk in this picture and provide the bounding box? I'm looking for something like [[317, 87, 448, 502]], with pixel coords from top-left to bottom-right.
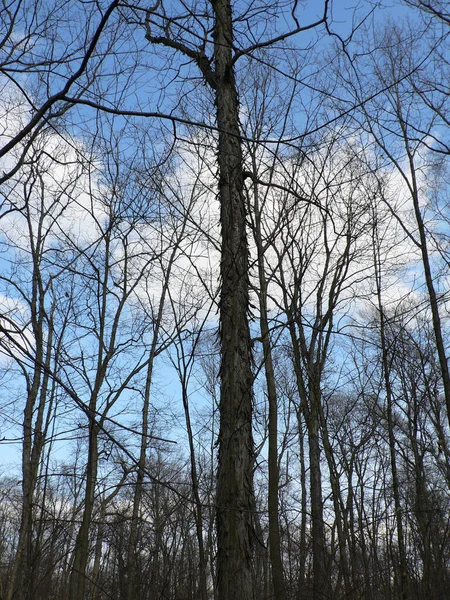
[[414, 453, 434, 596], [401, 125, 450, 435], [8, 398, 36, 600], [91, 502, 106, 600], [251, 175, 287, 600], [7, 228, 54, 600], [382, 323, 408, 600], [298, 410, 308, 594], [320, 411, 353, 598], [9, 383, 41, 600], [126, 370, 149, 600], [253, 496, 270, 600], [407, 381, 436, 597], [213, 0, 254, 597], [373, 217, 408, 600], [181, 374, 208, 600], [265, 316, 287, 600], [307, 385, 329, 600], [207, 394, 218, 600], [68, 411, 99, 600], [126, 251, 174, 600], [286, 310, 330, 600], [69, 219, 125, 600], [354, 461, 372, 598]]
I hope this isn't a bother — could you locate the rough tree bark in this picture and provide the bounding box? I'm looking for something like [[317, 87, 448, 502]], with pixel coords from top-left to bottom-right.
[[143, 0, 255, 589], [213, 0, 255, 598]]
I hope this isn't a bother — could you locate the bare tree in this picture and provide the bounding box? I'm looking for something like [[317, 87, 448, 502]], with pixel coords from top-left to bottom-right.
[[139, 3, 329, 597], [334, 18, 450, 434], [0, 134, 86, 600], [0, 0, 123, 184]]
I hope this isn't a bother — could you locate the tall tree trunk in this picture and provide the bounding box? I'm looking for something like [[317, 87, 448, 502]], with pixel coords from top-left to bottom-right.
[[214, 0, 254, 598], [284, 307, 330, 600], [399, 117, 450, 436], [372, 216, 408, 600], [69, 230, 111, 600], [68, 408, 99, 600], [180, 367, 208, 600], [251, 175, 287, 600], [126, 237, 178, 600], [307, 383, 330, 600], [7, 230, 54, 600], [298, 410, 308, 594], [91, 501, 106, 600], [320, 408, 353, 599]]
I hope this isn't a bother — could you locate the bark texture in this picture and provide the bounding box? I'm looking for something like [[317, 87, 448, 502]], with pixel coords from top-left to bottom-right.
[[213, 0, 254, 598]]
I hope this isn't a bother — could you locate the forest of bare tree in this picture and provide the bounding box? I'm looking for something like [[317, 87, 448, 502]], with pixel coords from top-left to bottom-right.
[[1, 1, 450, 599]]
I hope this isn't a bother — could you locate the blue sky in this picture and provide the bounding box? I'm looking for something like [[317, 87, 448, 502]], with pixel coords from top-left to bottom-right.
[[0, 0, 444, 479]]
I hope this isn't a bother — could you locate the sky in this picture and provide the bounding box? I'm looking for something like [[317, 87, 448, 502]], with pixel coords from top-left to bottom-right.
[[0, 0, 446, 477]]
